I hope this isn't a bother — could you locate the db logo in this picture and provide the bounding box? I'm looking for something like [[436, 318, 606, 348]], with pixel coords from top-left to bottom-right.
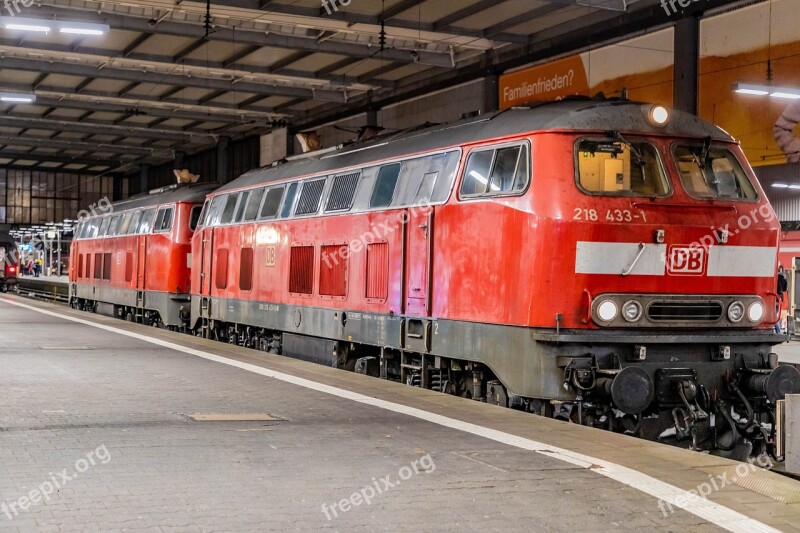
[[667, 246, 706, 275]]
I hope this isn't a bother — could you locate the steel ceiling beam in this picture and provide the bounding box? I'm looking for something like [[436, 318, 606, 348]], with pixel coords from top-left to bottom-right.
[[484, 4, 568, 37], [433, 0, 508, 29], [204, 0, 528, 44], [0, 116, 217, 143], [24, 5, 460, 67], [380, 0, 427, 19], [0, 82, 293, 122], [0, 150, 118, 167], [0, 136, 158, 157], [0, 56, 348, 103]]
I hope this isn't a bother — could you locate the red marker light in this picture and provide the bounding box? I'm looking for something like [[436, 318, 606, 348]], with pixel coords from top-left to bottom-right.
[[7, 266, 15, 273]]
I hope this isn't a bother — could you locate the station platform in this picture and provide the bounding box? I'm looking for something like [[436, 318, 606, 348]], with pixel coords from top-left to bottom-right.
[[15, 275, 69, 302], [2, 295, 800, 532]]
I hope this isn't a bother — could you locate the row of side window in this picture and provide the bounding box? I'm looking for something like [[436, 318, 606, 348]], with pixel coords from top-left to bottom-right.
[[199, 149, 464, 228], [74, 204, 186, 240]]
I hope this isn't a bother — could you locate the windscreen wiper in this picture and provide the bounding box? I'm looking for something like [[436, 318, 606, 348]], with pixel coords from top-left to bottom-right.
[[698, 136, 712, 169], [606, 130, 648, 186]]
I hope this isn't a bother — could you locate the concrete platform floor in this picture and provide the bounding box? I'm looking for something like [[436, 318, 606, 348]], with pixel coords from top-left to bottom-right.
[[775, 341, 800, 365], [2, 296, 800, 532]]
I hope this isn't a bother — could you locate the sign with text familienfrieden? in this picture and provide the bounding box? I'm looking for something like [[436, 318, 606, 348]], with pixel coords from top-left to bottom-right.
[[499, 56, 589, 109]]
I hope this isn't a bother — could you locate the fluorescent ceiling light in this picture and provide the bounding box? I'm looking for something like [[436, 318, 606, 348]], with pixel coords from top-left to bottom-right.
[[0, 92, 36, 103], [5, 23, 49, 32], [771, 92, 800, 100], [733, 82, 800, 99], [58, 22, 109, 35], [788, 184, 800, 189], [0, 17, 108, 35], [772, 183, 789, 188]]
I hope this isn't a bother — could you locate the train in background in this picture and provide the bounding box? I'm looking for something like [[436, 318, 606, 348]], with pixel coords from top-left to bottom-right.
[[0, 231, 18, 292], [69, 184, 216, 325], [778, 227, 800, 335], [69, 97, 800, 461]]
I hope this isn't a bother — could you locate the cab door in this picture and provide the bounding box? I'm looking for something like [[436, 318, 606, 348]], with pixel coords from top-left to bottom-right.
[[135, 235, 147, 290], [404, 208, 433, 317], [199, 228, 214, 297]]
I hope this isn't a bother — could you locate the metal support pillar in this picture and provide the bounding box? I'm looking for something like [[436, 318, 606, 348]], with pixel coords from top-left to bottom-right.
[[673, 16, 700, 115]]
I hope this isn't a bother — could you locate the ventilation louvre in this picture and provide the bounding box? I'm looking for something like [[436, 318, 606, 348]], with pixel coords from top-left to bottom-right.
[[366, 242, 389, 300], [289, 245, 314, 294]]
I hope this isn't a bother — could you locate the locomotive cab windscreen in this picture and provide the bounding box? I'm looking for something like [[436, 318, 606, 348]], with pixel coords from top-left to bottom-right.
[[576, 136, 669, 197], [673, 143, 758, 200]]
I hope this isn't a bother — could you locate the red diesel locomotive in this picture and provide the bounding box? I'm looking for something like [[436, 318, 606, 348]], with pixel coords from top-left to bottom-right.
[[71, 98, 800, 459], [69, 184, 215, 327]]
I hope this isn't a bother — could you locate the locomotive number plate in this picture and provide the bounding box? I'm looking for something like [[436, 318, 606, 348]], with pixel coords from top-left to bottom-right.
[[572, 208, 647, 222]]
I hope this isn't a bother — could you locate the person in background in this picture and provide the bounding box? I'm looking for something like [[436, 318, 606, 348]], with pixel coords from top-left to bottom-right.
[[34, 257, 42, 277], [775, 100, 800, 163], [777, 264, 788, 334]]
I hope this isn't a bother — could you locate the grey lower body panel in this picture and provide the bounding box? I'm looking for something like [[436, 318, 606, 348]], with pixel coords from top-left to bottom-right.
[[72, 283, 188, 327], [194, 295, 784, 401]]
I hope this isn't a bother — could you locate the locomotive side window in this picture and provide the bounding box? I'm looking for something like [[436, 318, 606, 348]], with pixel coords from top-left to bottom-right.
[[137, 208, 157, 234], [414, 172, 439, 204], [295, 179, 326, 216], [205, 196, 226, 227], [280, 183, 298, 218], [326, 172, 360, 212], [460, 143, 530, 198], [117, 212, 134, 235], [189, 205, 203, 230], [98, 217, 111, 238], [234, 191, 250, 223], [370, 164, 401, 208], [673, 145, 757, 200], [196, 201, 209, 228], [220, 195, 239, 225], [576, 138, 669, 197], [243, 189, 265, 221], [261, 187, 285, 219], [154, 206, 175, 232], [126, 211, 142, 235], [107, 215, 121, 237]]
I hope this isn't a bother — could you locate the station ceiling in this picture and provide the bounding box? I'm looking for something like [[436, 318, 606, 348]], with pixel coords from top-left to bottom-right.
[[0, 0, 742, 175]]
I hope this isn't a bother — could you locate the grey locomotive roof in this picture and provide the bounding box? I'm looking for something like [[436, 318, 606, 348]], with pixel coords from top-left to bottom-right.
[[215, 98, 734, 194], [109, 183, 219, 213]]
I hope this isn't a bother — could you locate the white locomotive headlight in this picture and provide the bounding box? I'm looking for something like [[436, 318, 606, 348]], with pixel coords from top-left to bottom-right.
[[597, 300, 619, 322], [748, 301, 765, 323], [728, 301, 745, 323], [647, 105, 669, 127], [622, 300, 643, 322]]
